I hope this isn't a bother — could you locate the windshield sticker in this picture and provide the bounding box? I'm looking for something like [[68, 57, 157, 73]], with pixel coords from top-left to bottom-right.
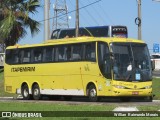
[[135, 73, 140, 80]]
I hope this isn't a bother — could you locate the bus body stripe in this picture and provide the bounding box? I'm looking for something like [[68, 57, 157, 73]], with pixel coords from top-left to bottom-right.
[[40, 89, 84, 96]]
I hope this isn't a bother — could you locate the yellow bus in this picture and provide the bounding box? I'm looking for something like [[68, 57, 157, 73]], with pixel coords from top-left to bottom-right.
[[4, 37, 153, 102]]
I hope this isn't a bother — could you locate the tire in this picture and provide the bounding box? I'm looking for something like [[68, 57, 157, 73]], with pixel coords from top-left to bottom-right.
[[149, 96, 153, 102], [32, 84, 42, 100], [88, 84, 98, 102], [145, 96, 153, 102], [21, 84, 31, 100]]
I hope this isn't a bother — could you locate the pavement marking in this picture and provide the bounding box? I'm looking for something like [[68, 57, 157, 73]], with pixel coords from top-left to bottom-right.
[[113, 107, 139, 111]]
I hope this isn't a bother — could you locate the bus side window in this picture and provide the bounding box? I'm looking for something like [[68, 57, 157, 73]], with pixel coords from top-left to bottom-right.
[[6, 49, 19, 64], [85, 42, 96, 62], [43, 47, 54, 62], [55, 46, 65, 62], [71, 44, 82, 61], [5, 50, 12, 64], [11, 49, 19, 64], [22, 50, 31, 63], [33, 48, 43, 63], [66, 46, 71, 61]]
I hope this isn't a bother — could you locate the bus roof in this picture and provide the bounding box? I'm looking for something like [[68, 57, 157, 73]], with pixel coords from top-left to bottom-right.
[[6, 37, 145, 49]]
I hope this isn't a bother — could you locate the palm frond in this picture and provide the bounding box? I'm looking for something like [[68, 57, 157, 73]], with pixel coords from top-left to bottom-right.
[[0, 0, 40, 46], [25, 17, 40, 37]]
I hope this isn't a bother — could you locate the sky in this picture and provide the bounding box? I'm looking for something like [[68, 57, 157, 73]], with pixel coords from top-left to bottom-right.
[[19, 0, 160, 53]]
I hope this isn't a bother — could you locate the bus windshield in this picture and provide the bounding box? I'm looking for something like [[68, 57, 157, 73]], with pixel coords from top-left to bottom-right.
[[110, 43, 152, 82]]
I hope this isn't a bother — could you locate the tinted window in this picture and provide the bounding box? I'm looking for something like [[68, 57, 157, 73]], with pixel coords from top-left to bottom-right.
[[85, 43, 96, 62], [5, 42, 97, 64], [55, 45, 69, 62], [85, 27, 108, 37], [33, 48, 43, 63], [59, 29, 75, 38], [98, 42, 111, 79], [51, 29, 60, 39], [6, 49, 19, 64], [71, 44, 82, 61], [43, 47, 54, 62], [22, 49, 31, 63]]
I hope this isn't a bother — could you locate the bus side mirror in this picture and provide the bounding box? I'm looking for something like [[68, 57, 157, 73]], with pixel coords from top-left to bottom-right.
[[151, 60, 155, 71]]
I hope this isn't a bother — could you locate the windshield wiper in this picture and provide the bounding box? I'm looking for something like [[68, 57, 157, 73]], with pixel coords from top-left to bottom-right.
[[126, 73, 132, 81]]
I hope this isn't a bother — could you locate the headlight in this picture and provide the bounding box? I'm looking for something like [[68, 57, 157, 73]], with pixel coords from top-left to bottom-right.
[[145, 85, 152, 89], [114, 85, 125, 89]]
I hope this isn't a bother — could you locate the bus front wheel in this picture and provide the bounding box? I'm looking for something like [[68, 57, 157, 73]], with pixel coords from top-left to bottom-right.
[[32, 84, 42, 100], [21, 84, 31, 100], [88, 84, 98, 102]]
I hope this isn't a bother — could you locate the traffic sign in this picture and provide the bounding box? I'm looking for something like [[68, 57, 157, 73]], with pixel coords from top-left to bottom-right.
[[153, 43, 159, 53]]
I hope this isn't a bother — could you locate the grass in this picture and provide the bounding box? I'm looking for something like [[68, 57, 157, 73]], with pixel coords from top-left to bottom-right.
[[152, 78, 160, 100], [0, 102, 116, 111], [0, 102, 160, 120], [138, 106, 160, 111]]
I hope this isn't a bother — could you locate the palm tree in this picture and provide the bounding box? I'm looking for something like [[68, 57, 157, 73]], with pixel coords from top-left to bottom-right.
[[0, 0, 40, 47]]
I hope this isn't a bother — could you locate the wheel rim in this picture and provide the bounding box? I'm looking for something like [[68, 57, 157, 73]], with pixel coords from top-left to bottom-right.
[[24, 89, 29, 97], [34, 88, 39, 96], [90, 89, 96, 98]]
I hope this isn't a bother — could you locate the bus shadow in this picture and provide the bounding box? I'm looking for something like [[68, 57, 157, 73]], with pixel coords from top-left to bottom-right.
[[16, 96, 152, 103], [40, 96, 152, 103]]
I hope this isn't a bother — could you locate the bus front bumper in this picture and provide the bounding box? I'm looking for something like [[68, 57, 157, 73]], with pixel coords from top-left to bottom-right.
[[111, 88, 152, 97]]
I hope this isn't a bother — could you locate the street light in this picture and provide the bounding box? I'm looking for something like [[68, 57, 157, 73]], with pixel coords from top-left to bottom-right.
[[135, 0, 160, 40]]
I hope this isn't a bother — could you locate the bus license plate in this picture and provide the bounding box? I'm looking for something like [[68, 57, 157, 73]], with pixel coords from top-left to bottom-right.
[[132, 91, 139, 95]]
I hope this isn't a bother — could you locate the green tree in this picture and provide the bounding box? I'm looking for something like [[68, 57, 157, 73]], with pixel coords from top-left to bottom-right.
[[0, 0, 40, 47]]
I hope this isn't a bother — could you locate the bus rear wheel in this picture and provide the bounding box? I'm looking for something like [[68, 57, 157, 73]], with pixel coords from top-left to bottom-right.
[[32, 84, 42, 100], [88, 84, 98, 102], [21, 84, 31, 100]]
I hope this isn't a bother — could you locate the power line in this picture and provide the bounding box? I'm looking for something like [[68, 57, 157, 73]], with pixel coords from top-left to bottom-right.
[[87, 0, 106, 24], [97, 1, 114, 24], [79, 0, 100, 25], [39, 0, 102, 23], [68, 0, 92, 26]]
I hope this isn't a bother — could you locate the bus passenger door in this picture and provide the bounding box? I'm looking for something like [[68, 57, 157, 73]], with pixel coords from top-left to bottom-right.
[[98, 42, 112, 96], [65, 44, 84, 95]]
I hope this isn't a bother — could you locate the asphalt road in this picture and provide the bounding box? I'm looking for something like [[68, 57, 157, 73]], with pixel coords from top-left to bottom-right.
[[153, 70, 160, 78]]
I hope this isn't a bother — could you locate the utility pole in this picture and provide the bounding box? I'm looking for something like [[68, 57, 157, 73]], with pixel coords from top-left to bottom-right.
[[44, 0, 50, 41], [52, 0, 69, 31], [135, 0, 142, 40], [138, 0, 142, 40], [75, 0, 79, 37]]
